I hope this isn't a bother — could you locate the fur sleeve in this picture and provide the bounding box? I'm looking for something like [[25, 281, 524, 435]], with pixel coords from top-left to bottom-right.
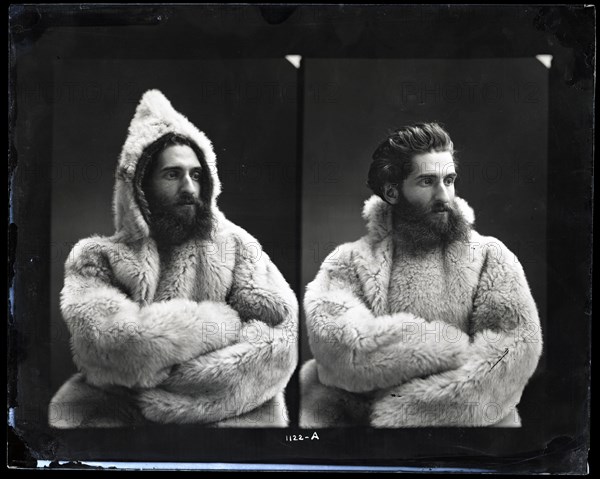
[[370, 239, 543, 427], [226, 229, 298, 327], [61, 238, 242, 389], [304, 244, 470, 393], [136, 233, 299, 425]]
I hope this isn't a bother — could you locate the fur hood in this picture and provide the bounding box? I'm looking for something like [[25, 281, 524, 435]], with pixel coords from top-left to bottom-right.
[[113, 89, 222, 241]]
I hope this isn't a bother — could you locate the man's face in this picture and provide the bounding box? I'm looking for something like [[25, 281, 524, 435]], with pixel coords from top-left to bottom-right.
[[385, 150, 468, 250], [144, 143, 214, 245], [147, 144, 202, 222], [401, 150, 457, 218]]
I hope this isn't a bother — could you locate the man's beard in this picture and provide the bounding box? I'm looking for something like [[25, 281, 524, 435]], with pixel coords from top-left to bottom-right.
[[391, 195, 471, 253], [146, 193, 216, 247]]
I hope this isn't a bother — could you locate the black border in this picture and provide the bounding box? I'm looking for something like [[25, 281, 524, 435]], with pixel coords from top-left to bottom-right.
[[8, 4, 593, 473]]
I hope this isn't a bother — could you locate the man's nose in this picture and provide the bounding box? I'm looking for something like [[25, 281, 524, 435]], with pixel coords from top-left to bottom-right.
[[179, 174, 197, 196], [434, 182, 450, 203]]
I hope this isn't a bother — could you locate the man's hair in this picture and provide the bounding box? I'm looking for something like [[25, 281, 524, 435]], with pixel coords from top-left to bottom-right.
[[367, 122, 455, 199], [134, 132, 214, 223]]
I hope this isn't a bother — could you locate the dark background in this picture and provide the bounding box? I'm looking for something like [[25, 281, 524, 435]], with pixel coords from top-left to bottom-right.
[[9, 5, 592, 473]]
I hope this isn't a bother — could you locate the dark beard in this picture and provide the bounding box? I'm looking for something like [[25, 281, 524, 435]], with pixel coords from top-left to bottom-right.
[[392, 195, 471, 254], [147, 193, 216, 247]]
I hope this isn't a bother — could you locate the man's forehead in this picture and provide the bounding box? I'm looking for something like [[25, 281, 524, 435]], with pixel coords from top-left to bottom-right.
[[410, 151, 455, 177], [157, 144, 201, 169]]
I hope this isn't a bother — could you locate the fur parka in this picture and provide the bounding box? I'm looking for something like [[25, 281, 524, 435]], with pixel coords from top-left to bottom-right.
[[300, 195, 542, 427], [49, 90, 298, 428]]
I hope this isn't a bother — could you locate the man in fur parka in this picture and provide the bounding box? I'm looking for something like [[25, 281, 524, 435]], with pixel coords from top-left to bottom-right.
[[300, 123, 542, 428], [49, 90, 298, 428]]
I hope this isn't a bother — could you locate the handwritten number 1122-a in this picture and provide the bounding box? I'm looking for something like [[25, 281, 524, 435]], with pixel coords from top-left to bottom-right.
[[285, 433, 320, 442]]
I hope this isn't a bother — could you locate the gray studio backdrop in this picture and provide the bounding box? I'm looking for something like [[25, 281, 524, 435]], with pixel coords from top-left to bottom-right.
[[300, 58, 548, 363]]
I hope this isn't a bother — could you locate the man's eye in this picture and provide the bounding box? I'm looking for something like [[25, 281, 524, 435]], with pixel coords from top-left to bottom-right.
[[420, 178, 433, 186], [191, 171, 202, 181], [165, 171, 178, 179], [444, 177, 456, 186]]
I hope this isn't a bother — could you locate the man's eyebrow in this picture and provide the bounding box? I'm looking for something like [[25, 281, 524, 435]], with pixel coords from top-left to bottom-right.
[[414, 172, 441, 180], [414, 171, 457, 180], [159, 165, 202, 172]]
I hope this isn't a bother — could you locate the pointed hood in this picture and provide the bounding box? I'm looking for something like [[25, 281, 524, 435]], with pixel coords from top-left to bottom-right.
[[361, 194, 476, 242], [112, 89, 222, 241]]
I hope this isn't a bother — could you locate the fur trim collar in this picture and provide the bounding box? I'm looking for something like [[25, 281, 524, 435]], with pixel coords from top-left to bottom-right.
[[361, 194, 476, 242], [112, 90, 222, 241]]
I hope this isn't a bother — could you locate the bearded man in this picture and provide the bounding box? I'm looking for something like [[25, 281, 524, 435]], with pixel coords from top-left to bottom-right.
[[49, 90, 298, 428], [300, 122, 542, 427]]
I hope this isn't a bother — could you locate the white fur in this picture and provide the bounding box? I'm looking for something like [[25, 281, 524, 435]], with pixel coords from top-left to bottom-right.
[[300, 195, 542, 427]]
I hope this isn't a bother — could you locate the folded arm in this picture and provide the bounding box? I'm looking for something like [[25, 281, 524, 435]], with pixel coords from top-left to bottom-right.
[[371, 239, 543, 427], [138, 229, 299, 424], [304, 244, 470, 393], [61, 238, 241, 389]]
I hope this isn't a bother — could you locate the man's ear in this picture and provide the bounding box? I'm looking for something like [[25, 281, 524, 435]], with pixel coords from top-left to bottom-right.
[[383, 182, 400, 205]]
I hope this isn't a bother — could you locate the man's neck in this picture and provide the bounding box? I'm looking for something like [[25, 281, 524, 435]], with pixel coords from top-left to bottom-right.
[[153, 236, 194, 259]]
